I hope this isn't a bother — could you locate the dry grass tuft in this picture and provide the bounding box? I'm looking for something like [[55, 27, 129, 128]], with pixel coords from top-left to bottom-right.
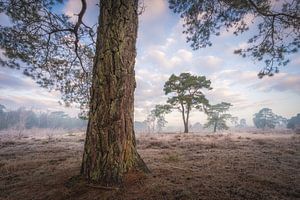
[[163, 153, 180, 162]]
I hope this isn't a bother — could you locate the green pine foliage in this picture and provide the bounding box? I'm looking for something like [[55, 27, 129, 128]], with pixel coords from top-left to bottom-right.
[[253, 108, 278, 129], [163, 72, 212, 133], [169, 0, 300, 77], [204, 102, 233, 132], [287, 113, 300, 130]]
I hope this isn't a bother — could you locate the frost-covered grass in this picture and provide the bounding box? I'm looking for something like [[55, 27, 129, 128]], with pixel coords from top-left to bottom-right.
[[0, 130, 299, 199]]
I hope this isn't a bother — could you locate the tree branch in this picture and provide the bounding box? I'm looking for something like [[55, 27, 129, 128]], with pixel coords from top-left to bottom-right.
[[247, 0, 300, 20]]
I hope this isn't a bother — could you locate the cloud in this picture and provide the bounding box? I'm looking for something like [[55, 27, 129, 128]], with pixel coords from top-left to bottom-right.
[[137, 0, 177, 46], [0, 94, 79, 116], [290, 56, 300, 66], [135, 69, 169, 106], [143, 43, 223, 74], [0, 68, 79, 116], [1, 94, 56, 109], [215, 69, 258, 85], [140, 0, 167, 22], [251, 73, 300, 94], [176, 49, 193, 61], [219, 13, 255, 38], [195, 56, 222, 71], [207, 86, 247, 107], [145, 48, 194, 69], [0, 72, 34, 90], [134, 68, 170, 121]]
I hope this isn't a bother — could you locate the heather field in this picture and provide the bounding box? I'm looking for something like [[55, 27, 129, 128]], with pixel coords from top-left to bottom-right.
[[0, 130, 299, 200]]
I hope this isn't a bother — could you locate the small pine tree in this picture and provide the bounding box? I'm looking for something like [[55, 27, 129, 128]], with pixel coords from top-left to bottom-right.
[[204, 102, 233, 133], [253, 108, 277, 129], [163, 73, 212, 133], [287, 114, 300, 130]]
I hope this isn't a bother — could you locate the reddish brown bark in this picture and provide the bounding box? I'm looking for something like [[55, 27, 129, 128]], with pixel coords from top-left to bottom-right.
[[81, 0, 149, 185]]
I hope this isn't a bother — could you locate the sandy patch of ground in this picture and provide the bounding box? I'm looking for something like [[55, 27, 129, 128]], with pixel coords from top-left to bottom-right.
[[0, 131, 299, 200]]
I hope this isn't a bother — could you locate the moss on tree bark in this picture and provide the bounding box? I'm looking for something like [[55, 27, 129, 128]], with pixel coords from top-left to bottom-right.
[[81, 0, 149, 185]]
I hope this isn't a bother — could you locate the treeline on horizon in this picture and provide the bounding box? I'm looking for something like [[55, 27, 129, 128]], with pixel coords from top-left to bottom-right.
[[0, 104, 87, 131], [135, 107, 300, 133], [1, 103, 299, 133]]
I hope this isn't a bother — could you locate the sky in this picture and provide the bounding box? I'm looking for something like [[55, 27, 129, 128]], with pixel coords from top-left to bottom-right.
[[0, 0, 300, 128]]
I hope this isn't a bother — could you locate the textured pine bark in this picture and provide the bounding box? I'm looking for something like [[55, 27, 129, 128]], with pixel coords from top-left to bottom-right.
[[81, 0, 149, 185]]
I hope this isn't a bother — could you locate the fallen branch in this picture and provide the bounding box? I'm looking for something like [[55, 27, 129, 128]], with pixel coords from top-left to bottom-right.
[[86, 184, 119, 191], [169, 166, 190, 171]]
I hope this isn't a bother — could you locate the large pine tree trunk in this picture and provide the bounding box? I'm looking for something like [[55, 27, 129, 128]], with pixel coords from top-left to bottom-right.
[[81, 0, 149, 185]]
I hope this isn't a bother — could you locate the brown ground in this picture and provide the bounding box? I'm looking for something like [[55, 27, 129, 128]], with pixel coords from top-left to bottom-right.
[[0, 131, 299, 200]]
